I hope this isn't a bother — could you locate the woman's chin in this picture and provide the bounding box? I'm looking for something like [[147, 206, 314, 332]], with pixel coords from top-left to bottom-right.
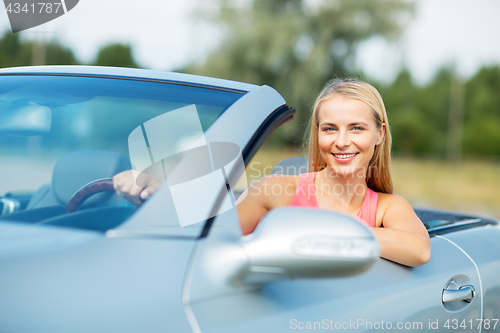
[[324, 163, 367, 178]]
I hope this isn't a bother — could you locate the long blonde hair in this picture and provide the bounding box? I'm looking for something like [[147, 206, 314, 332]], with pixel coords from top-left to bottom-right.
[[307, 78, 393, 194]]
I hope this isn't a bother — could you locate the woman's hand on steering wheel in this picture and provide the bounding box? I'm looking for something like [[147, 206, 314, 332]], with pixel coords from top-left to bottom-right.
[[112, 170, 165, 206]]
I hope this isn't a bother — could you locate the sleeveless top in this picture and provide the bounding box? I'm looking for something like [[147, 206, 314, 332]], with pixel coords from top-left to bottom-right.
[[288, 172, 378, 227]]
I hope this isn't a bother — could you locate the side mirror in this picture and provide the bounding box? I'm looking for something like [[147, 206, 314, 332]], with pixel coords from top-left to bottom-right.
[[186, 207, 380, 302], [240, 207, 379, 284]]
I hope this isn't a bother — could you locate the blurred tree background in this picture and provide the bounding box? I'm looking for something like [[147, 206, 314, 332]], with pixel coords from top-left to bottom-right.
[[186, 0, 415, 148], [0, 32, 77, 67], [0, 31, 140, 68], [92, 43, 139, 68], [184, 0, 500, 161], [1, 0, 500, 160]]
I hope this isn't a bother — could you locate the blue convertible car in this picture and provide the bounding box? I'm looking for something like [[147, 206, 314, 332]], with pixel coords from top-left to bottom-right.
[[0, 66, 499, 332]]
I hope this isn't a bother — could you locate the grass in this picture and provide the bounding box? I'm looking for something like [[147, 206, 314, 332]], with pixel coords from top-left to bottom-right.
[[236, 148, 500, 219], [392, 157, 500, 219]]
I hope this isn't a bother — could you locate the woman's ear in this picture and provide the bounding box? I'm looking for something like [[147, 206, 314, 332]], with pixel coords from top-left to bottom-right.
[[375, 123, 385, 145]]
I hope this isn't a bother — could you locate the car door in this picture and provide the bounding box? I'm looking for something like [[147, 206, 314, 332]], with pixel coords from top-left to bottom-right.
[[434, 220, 500, 332], [186, 207, 482, 333]]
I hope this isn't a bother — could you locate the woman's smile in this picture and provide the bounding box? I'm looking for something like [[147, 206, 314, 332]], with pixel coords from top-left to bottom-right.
[[331, 152, 359, 163]]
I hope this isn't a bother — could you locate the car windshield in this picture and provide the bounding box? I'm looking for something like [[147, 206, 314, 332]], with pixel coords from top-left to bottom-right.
[[0, 74, 244, 231]]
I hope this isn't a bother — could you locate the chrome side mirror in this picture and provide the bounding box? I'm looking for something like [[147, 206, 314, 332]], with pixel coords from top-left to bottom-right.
[[239, 207, 379, 285], [187, 207, 380, 303]]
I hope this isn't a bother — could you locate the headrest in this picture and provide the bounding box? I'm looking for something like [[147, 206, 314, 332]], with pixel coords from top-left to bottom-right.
[[52, 151, 131, 207], [271, 157, 309, 175]]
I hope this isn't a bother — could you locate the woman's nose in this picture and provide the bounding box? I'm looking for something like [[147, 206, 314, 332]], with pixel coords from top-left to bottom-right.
[[335, 130, 350, 148]]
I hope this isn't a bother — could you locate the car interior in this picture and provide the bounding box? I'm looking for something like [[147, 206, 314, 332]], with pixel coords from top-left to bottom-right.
[[0, 150, 136, 232], [0, 74, 248, 235]]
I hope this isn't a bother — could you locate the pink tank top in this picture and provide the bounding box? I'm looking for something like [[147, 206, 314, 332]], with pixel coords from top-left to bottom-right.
[[288, 172, 378, 227]]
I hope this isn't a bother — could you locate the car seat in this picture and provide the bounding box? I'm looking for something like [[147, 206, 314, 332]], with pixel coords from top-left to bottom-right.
[[270, 157, 309, 175], [0, 150, 132, 223]]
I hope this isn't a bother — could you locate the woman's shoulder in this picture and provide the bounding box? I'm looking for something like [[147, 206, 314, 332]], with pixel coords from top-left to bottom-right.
[[376, 192, 410, 207], [375, 192, 417, 224]]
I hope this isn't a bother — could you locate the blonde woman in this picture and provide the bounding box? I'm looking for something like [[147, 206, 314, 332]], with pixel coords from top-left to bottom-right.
[[114, 79, 431, 267], [236, 79, 430, 267]]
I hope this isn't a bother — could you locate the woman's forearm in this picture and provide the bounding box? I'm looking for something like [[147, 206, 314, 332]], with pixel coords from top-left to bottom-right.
[[371, 227, 431, 267]]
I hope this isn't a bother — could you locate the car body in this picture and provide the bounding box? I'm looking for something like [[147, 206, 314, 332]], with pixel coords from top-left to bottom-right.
[[0, 66, 499, 333]]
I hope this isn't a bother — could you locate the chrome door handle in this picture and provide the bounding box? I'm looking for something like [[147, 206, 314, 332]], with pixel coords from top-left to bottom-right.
[[443, 285, 474, 303]]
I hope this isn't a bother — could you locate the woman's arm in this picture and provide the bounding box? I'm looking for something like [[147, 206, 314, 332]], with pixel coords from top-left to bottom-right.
[[373, 194, 431, 267], [236, 174, 297, 235], [112, 169, 294, 234]]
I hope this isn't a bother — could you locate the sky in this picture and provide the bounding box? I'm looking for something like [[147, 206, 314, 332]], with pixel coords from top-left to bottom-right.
[[355, 0, 500, 84], [1, 0, 500, 85]]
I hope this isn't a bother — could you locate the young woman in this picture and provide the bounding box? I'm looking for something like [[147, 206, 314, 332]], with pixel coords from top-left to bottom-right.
[[113, 79, 431, 267], [235, 79, 430, 267]]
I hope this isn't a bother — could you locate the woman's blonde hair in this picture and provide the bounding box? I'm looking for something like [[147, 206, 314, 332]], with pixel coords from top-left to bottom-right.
[[307, 78, 393, 194]]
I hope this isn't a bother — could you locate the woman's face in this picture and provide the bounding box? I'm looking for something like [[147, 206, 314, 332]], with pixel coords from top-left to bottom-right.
[[317, 95, 384, 177]]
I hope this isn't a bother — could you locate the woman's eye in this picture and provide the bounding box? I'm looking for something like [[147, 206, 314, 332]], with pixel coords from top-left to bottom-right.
[[352, 126, 364, 131], [324, 127, 336, 132]]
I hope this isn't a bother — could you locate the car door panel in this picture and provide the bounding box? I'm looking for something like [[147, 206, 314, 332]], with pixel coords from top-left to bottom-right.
[[438, 226, 500, 331], [0, 225, 196, 333], [191, 235, 481, 332]]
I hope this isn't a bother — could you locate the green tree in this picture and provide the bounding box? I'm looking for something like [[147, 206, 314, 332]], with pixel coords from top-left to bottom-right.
[[93, 43, 140, 68], [0, 30, 78, 68], [379, 66, 469, 156], [416, 67, 455, 155], [463, 65, 500, 156], [378, 69, 438, 153], [187, 0, 414, 145], [0, 32, 23, 67], [381, 64, 500, 157], [43, 42, 78, 65]]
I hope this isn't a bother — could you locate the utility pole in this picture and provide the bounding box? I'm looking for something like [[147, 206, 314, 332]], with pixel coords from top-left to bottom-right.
[[31, 34, 47, 66]]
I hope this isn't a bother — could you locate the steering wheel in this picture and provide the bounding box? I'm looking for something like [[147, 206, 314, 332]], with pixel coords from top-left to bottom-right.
[[66, 178, 116, 213]]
